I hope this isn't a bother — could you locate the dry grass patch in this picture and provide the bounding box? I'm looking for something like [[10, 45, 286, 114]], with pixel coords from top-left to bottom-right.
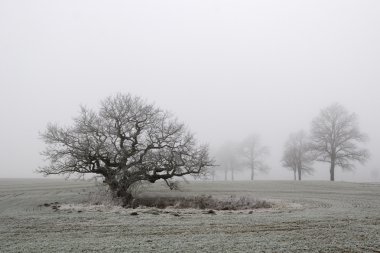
[[84, 186, 272, 211], [132, 195, 272, 210]]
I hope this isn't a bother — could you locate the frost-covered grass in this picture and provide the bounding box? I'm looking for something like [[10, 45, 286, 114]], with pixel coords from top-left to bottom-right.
[[0, 179, 379, 252]]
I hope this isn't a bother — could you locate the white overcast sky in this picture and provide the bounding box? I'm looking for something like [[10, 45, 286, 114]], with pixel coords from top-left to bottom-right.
[[1, 0, 379, 181]]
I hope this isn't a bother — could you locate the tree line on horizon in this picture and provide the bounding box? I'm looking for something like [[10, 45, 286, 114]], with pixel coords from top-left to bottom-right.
[[212, 135, 270, 181], [213, 103, 369, 182]]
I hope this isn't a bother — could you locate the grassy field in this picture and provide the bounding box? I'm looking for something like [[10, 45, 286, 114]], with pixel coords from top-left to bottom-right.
[[0, 179, 379, 252]]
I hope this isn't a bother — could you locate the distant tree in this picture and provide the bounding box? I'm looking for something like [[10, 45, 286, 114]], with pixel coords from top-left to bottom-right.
[[239, 135, 270, 180], [310, 103, 369, 181], [38, 94, 214, 205], [216, 142, 240, 181], [282, 131, 314, 181], [209, 168, 216, 181], [282, 145, 298, 181]]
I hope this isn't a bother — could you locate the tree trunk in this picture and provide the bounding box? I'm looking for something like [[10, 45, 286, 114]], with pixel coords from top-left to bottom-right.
[[116, 188, 134, 207], [251, 164, 254, 181], [298, 168, 301, 181], [104, 177, 134, 206], [293, 169, 296, 181], [231, 168, 234, 181], [330, 160, 335, 181]]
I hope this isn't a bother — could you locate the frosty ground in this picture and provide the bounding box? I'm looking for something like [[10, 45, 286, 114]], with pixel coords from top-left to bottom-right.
[[0, 179, 379, 252]]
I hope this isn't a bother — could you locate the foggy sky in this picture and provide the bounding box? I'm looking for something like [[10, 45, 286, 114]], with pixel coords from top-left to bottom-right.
[[1, 0, 379, 181]]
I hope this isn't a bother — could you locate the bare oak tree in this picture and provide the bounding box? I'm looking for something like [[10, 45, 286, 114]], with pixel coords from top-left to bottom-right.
[[39, 94, 214, 205], [239, 135, 270, 181], [310, 104, 369, 181], [282, 131, 314, 181]]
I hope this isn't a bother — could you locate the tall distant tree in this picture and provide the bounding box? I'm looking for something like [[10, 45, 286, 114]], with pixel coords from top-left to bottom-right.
[[282, 131, 314, 181], [216, 142, 240, 181], [310, 104, 369, 181], [39, 94, 214, 205], [209, 168, 216, 181], [239, 135, 270, 181]]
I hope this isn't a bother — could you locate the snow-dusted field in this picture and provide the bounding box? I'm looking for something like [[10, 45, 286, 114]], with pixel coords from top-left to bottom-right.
[[0, 179, 379, 252]]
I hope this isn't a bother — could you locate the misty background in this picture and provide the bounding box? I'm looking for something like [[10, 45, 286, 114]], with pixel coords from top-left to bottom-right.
[[1, 0, 379, 181]]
